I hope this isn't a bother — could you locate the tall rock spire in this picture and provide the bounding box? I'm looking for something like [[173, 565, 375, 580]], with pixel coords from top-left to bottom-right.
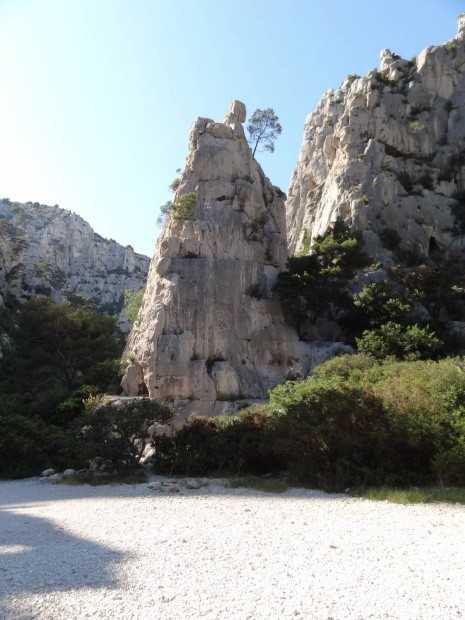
[[122, 101, 344, 419]]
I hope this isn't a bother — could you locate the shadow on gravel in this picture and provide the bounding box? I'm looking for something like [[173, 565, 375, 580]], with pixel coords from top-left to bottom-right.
[[0, 507, 124, 615]]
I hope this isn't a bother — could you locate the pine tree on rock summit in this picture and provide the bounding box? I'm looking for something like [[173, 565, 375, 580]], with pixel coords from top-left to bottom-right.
[[247, 108, 282, 157]]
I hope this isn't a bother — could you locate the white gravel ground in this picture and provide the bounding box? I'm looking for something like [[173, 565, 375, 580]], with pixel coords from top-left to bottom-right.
[[1, 477, 464, 620]]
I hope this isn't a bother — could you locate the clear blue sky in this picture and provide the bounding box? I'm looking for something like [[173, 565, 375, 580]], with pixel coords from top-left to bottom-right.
[[0, 0, 462, 256]]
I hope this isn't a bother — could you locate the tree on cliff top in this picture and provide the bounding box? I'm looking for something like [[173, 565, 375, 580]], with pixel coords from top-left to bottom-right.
[[247, 108, 282, 157]]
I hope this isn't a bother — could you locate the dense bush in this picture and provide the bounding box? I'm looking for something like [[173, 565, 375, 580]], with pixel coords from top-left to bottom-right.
[[350, 282, 412, 332], [153, 407, 274, 476], [267, 355, 465, 488], [74, 398, 173, 471], [356, 322, 441, 361], [0, 414, 68, 479], [274, 218, 370, 328], [0, 298, 126, 478], [152, 356, 465, 490]]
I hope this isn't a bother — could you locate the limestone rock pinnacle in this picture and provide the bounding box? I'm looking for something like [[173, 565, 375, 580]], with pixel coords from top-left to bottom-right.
[[122, 102, 345, 419]]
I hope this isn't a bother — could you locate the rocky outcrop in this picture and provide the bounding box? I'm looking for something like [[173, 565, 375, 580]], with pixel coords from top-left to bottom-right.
[[122, 101, 346, 418], [0, 200, 149, 329], [287, 15, 465, 265]]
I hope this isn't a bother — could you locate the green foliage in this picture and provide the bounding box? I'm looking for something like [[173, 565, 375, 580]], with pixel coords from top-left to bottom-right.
[[380, 228, 401, 250], [34, 261, 66, 289], [268, 376, 391, 489], [153, 416, 223, 476], [247, 108, 282, 157], [123, 287, 145, 323], [48, 385, 99, 428], [0, 414, 68, 479], [346, 74, 360, 84], [445, 41, 457, 54], [74, 398, 173, 471], [393, 260, 465, 322], [3, 297, 122, 391], [299, 230, 311, 256], [151, 355, 465, 491], [169, 177, 181, 192], [153, 406, 274, 476], [157, 200, 173, 227], [354, 486, 465, 505], [266, 356, 465, 489], [408, 120, 424, 134], [356, 322, 441, 361], [352, 282, 412, 330], [66, 294, 97, 311], [156, 194, 197, 224], [171, 192, 197, 220], [273, 217, 370, 328]]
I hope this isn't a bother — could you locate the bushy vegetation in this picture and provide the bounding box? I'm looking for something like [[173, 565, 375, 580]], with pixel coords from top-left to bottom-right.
[[153, 356, 465, 491], [356, 322, 441, 360], [273, 218, 370, 329], [123, 287, 145, 323], [0, 297, 170, 479], [74, 398, 173, 471], [153, 407, 276, 476], [157, 192, 197, 226]]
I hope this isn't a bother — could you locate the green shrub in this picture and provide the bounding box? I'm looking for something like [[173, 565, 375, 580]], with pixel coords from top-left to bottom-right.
[[368, 359, 465, 483], [356, 322, 441, 361], [123, 287, 145, 323], [266, 357, 465, 489], [153, 406, 276, 476], [268, 377, 393, 490], [408, 121, 424, 134], [445, 41, 457, 54], [153, 416, 223, 475], [74, 398, 173, 471], [380, 228, 401, 250], [313, 353, 377, 381], [210, 407, 277, 474], [274, 217, 370, 327], [351, 282, 412, 331], [171, 192, 197, 220], [0, 414, 68, 479]]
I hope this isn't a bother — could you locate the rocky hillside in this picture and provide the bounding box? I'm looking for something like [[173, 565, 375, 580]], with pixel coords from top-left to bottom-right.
[[287, 15, 465, 266], [0, 200, 149, 329], [121, 101, 345, 418]]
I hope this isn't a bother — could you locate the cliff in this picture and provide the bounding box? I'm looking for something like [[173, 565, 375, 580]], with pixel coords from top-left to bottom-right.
[[287, 15, 465, 266], [0, 200, 149, 329], [122, 101, 345, 418]]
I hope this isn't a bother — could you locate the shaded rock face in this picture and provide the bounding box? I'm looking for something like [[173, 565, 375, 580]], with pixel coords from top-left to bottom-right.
[[122, 102, 346, 417], [287, 15, 465, 265], [0, 201, 149, 330]]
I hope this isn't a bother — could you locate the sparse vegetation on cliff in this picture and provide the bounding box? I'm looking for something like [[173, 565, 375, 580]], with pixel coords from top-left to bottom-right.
[[247, 108, 282, 157]]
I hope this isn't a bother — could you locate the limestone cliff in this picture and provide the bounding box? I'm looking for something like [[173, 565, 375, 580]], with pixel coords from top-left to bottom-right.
[[122, 102, 344, 417], [287, 15, 465, 265], [0, 200, 149, 329]]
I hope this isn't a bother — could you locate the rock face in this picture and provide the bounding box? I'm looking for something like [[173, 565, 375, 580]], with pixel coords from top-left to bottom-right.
[[122, 102, 345, 417], [287, 15, 465, 265], [0, 200, 149, 329]]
